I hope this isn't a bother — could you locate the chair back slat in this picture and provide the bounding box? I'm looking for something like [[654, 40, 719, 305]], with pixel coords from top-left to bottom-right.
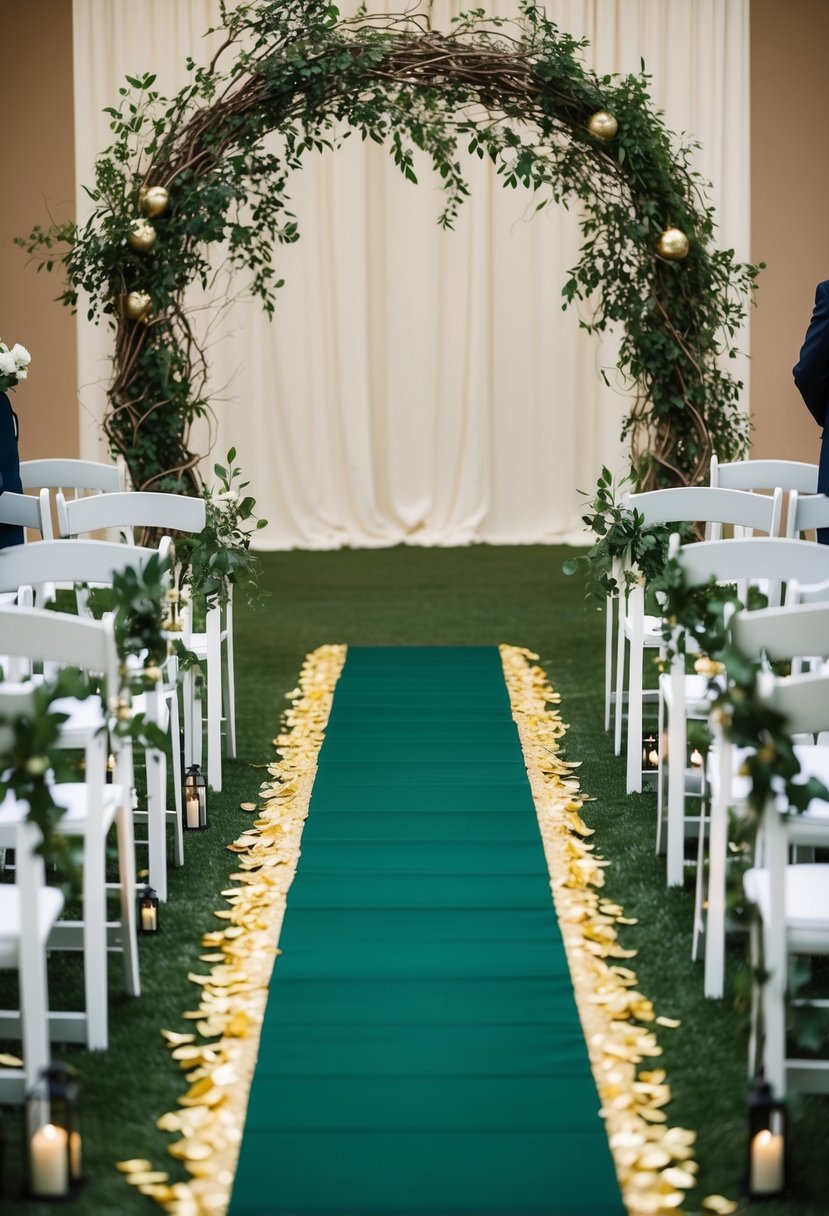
[[19, 458, 123, 495], [0, 538, 160, 595], [58, 490, 205, 538], [628, 485, 782, 536], [730, 602, 829, 662], [710, 455, 819, 494]]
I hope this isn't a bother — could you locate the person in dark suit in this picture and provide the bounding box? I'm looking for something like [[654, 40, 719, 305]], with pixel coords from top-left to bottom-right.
[[793, 280, 829, 544], [0, 389, 24, 548]]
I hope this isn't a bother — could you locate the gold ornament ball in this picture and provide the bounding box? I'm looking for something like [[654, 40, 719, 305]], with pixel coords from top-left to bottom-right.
[[122, 291, 153, 322], [127, 218, 158, 253], [656, 226, 690, 261], [139, 185, 170, 217], [144, 665, 162, 683], [587, 110, 618, 141]]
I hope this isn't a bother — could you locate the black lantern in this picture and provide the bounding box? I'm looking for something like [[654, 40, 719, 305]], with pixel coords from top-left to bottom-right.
[[183, 764, 208, 830], [138, 885, 160, 933], [26, 1062, 82, 1200], [642, 734, 659, 771], [745, 1078, 787, 1199]]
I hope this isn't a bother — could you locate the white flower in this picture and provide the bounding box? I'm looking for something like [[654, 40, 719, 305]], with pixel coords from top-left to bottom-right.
[[213, 487, 238, 512], [0, 350, 17, 375], [14, 368, 27, 380], [24, 755, 50, 776], [10, 343, 31, 368]]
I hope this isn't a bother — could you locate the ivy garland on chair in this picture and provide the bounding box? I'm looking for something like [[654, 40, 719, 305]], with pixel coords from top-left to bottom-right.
[[23, 0, 759, 501]]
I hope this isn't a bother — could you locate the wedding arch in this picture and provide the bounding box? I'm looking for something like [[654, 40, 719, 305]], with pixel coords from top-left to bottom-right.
[[27, 0, 759, 496]]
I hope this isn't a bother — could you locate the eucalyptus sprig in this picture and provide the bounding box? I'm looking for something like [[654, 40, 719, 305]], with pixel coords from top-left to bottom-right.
[[562, 466, 693, 602], [176, 448, 268, 609], [656, 555, 829, 826], [0, 668, 92, 889]]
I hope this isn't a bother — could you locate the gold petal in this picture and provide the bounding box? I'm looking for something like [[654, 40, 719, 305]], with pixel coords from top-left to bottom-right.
[[116, 1158, 153, 1173], [702, 1197, 739, 1215]]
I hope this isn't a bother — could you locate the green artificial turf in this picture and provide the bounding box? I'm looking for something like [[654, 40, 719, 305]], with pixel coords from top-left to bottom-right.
[[1, 544, 827, 1214]]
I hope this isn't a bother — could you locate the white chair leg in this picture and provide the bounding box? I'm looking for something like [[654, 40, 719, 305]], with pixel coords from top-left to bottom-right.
[[762, 807, 788, 1098], [145, 744, 167, 902], [81, 805, 108, 1052], [666, 651, 686, 886], [207, 604, 222, 791], [625, 583, 645, 794], [614, 592, 627, 757], [656, 689, 666, 854], [114, 800, 141, 999], [17, 822, 53, 1094], [168, 686, 184, 868], [703, 740, 729, 996], [224, 593, 236, 760], [604, 594, 614, 732]]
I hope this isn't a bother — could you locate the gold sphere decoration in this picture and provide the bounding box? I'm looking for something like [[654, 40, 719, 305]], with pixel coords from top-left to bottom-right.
[[122, 291, 153, 322], [127, 218, 157, 253], [144, 665, 163, 683], [139, 185, 170, 217], [587, 110, 618, 141], [655, 226, 690, 261]]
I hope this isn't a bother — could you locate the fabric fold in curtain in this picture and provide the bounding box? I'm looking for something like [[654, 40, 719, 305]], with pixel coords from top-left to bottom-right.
[[73, 0, 750, 549]]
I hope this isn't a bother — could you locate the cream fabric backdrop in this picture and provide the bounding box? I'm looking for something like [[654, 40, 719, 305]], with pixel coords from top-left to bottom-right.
[[73, 0, 750, 548]]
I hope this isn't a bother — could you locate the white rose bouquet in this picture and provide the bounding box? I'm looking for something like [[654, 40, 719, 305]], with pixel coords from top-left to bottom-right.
[[0, 339, 32, 393]]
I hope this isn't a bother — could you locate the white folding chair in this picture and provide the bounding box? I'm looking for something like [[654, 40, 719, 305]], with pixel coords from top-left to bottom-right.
[[784, 490, 829, 541], [20, 458, 124, 497], [739, 670, 829, 1098], [0, 540, 176, 901], [701, 601, 829, 998], [181, 588, 236, 792], [710, 455, 819, 495], [0, 488, 52, 540], [0, 815, 64, 1103], [615, 487, 783, 794], [0, 610, 140, 1051], [661, 536, 829, 891], [56, 489, 211, 808]]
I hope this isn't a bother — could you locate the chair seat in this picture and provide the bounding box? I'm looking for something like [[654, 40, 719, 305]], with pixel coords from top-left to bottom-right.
[[0, 885, 65, 965], [708, 743, 829, 816], [623, 613, 664, 645], [744, 863, 829, 946], [0, 784, 126, 837], [658, 671, 715, 715], [51, 694, 107, 743]]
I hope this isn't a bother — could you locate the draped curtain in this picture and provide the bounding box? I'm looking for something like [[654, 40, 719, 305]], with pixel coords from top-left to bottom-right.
[[73, 0, 750, 548]]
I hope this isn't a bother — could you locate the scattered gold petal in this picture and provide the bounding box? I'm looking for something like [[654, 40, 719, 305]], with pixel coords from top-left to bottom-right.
[[499, 646, 699, 1216], [655, 1016, 681, 1029], [702, 1198, 739, 1215], [126, 1170, 170, 1185], [116, 1159, 153, 1173], [0, 1053, 23, 1067]]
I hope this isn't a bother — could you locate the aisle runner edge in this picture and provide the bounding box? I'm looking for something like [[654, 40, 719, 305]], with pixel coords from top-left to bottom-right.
[[117, 643, 348, 1216], [499, 645, 724, 1216]]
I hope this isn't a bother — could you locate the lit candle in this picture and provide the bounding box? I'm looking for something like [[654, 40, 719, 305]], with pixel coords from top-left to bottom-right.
[[30, 1123, 69, 1197], [690, 748, 704, 767], [140, 904, 158, 932], [750, 1129, 784, 1194], [185, 797, 200, 829], [70, 1130, 83, 1180], [648, 749, 660, 767]]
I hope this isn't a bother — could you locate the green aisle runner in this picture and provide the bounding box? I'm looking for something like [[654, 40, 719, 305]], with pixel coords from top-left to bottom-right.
[[229, 647, 623, 1216]]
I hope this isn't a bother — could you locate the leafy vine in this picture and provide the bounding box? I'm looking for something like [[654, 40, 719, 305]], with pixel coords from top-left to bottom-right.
[[20, 0, 759, 497]]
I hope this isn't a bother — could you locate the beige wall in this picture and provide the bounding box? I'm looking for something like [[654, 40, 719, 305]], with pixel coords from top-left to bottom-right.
[[749, 0, 829, 463], [0, 2, 826, 473], [0, 0, 77, 462]]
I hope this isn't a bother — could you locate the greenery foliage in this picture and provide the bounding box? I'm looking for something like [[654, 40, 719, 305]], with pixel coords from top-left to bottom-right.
[[176, 448, 269, 609], [20, 0, 759, 496], [562, 466, 693, 601]]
